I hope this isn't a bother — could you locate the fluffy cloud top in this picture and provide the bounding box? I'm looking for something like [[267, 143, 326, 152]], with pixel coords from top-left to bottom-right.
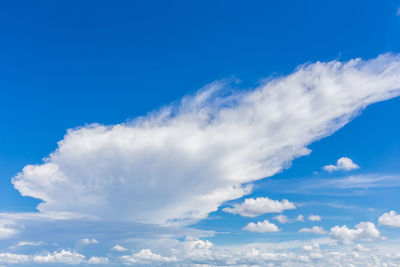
[[323, 157, 359, 172], [11, 54, 400, 225], [273, 215, 290, 223], [80, 238, 98, 245], [378, 210, 400, 227], [243, 219, 280, 233], [120, 249, 177, 265], [223, 197, 296, 217], [329, 222, 380, 244], [111, 245, 129, 252]]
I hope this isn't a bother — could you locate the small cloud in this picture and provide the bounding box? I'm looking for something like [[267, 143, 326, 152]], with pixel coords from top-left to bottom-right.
[[308, 215, 322, 221], [80, 238, 98, 246], [273, 215, 289, 223], [243, 220, 280, 233], [378, 210, 400, 228], [323, 157, 359, 172], [296, 214, 304, 222], [223, 197, 296, 217], [299, 226, 327, 235], [111, 245, 128, 252], [88, 257, 109, 264], [17, 241, 45, 247]]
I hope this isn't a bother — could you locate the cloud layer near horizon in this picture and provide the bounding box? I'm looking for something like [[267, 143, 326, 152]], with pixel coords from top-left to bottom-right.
[[11, 53, 400, 225]]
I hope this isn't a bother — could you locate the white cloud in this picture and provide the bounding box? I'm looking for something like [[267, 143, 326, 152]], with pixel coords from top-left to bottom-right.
[[323, 157, 359, 172], [299, 226, 327, 235], [243, 219, 280, 233], [378, 210, 400, 227], [88, 257, 109, 264], [308, 215, 322, 221], [80, 238, 99, 245], [33, 250, 86, 264], [296, 214, 305, 222], [112, 244, 129, 252], [273, 214, 290, 223], [120, 249, 177, 265], [224, 197, 296, 217], [0, 253, 30, 264], [10, 54, 400, 225], [329, 222, 380, 244]]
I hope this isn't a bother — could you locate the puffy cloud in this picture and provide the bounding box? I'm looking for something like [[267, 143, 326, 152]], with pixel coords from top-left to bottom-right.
[[296, 214, 305, 222], [329, 222, 380, 244], [299, 226, 327, 235], [224, 197, 296, 217], [273, 214, 290, 223], [88, 257, 109, 264], [111, 244, 129, 252], [308, 215, 322, 221], [378, 210, 400, 227], [120, 249, 177, 265], [323, 157, 359, 172], [0, 253, 30, 264], [243, 219, 280, 233], [10, 54, 400, 225], [80, 238, 99, 245], [33, 250, 86, 264]]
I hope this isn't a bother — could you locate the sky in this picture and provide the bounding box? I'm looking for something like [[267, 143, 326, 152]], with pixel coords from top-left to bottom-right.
[[1, 1, 400, 266]]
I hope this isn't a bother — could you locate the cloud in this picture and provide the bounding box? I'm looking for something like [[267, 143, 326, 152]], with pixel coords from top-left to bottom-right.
[[378, 210, 400, 227], [223, 197, 296, 217], [329, 222, 380, 244], [88, 257, 109, 264], [323, 157, 359, 172], [243, 219, 280, 233], [273, 215, 290, 223], [299, 226, 327, 235], [80, 238, 99, 245], [112, 244, 129, 252], [296, 214, 304, 222], [33, 250, 86, 264], [120, 249, 177, 265], [308, 215, 322, 221], [9, 53, 400, 226]]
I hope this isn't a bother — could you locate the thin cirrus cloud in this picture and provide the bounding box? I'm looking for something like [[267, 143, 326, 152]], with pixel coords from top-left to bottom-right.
[[323, 157, 360, 172], [8, 53, 400, 227], [223, 197, 296, 217], [298, 226, 327, 235]]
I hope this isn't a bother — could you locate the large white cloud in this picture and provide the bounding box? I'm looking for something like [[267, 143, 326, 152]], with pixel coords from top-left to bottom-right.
[[223, 197, 296, 217], [378, 210, 400, 227], [11, 53, 400, 225], [329, 222, 380, 244]]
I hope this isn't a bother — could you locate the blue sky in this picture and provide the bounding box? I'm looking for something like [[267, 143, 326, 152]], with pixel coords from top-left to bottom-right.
[[1, 1, 400, 266]]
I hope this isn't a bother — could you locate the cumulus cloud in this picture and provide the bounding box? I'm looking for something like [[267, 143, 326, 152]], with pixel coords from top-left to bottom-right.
[[10, 54, 400, 225], [296, 214, 305, 222], [120, 249, 177, 265], [378, 210, 400, 227], [308, 215, 322, 221], [273, 214, 290, 223], [323, 157, 359, 172], [329, 222, 380, 244], [88, 257, 109, 264], [299, 226, 327, 235], [33, 250, 86, 264], [223, 197, 296, 217], [243, 219, 280, 233]]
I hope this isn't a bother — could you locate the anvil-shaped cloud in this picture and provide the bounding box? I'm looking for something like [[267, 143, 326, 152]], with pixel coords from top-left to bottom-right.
[[12, 54, 400, 225]]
